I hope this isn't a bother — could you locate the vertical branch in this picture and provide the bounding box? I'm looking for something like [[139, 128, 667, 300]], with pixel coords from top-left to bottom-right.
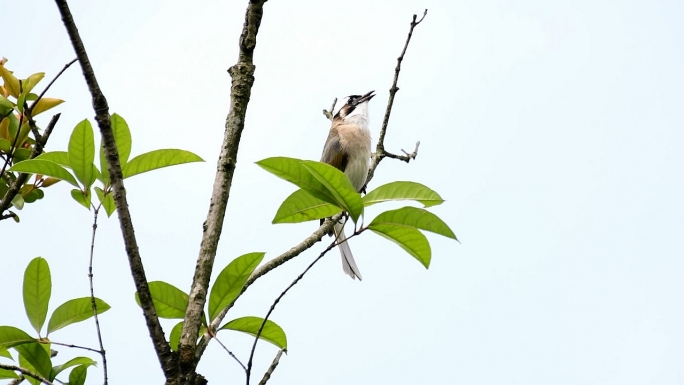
[[178, 0, 267, 375], [88, 207, 108, 384], [53, 0, 176, 379]]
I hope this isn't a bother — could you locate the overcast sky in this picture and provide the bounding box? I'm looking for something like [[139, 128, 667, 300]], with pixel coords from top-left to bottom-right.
[[3, 0, 683, 384]]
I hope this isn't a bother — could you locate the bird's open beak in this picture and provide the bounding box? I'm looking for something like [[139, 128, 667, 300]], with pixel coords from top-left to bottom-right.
[[356, 90, 375, 104]]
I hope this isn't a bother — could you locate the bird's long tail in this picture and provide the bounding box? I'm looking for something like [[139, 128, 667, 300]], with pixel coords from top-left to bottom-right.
[[334, 221, 362, 280]]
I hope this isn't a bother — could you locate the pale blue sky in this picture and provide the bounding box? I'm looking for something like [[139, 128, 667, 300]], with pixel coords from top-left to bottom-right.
[[3, 0, 683, 384]]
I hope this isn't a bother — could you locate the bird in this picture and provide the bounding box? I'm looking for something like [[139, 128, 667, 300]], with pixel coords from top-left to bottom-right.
[[320, 90, 375, 280]]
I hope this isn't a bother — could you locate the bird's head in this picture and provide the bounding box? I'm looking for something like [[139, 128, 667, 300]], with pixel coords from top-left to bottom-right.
[[334, 90, 375, 124]]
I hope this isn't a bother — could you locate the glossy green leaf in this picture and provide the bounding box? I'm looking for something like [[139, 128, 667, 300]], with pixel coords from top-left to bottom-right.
[[135, 281, 188, 319], [0, 368, 19, 379], [0, 347, 12, 360], [68, 364, 88, 385], [273, 188, 341, 223], [9, 159, 79, 187], [37, 151, 70, 168], [363, 181, 444, 207], [18, 349, 40, 385], [123, 149, 204, 179], [68, 119, 96, 188], [15, 342, 51, 379], [256, 157, 363, 222], [94, 187, 116, 217], [47, 297, 110, 335], [70, 188, 91, 210], [30, 98, 64, 116], [0, 95, 13, 116], [23, 72, 45, 95], [11, 194, 24, 210], [110, 113, 132, 165], [370, 207, 457, 240], [209, 252, 265, 321], [23, 257, 51, 334], [51, 356, 96, 379], [368, 224, 431, 268], [220, 316, 287, 350], [0, 138, 11, 152], [0, 326, 35, 349], [169, 321, 183, 351]]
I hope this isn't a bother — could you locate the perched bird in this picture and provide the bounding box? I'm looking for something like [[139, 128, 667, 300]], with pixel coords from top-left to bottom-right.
[[320, 90, 375, 280]]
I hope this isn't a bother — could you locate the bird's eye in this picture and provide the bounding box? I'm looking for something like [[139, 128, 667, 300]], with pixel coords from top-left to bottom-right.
[[347, 95, 360, 105]]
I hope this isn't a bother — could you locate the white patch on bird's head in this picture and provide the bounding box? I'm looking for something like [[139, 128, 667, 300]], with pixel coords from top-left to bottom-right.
[[333, 93, 373, 129]]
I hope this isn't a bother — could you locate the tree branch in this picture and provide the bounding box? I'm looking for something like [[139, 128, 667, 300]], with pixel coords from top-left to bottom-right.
[[367, 9, 427, 185], [53, 0, 175, 379], [0, 363, 52, 385], [257, 350, 284, 385], [178, 0, 267, 378], [87, 207, 108, 384]]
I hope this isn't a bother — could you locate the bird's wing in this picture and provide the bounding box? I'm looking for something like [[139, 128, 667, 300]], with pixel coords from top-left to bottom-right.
[[320, 127, 349, 172]]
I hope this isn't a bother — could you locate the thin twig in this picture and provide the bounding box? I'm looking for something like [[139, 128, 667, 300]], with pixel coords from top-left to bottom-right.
[[214, 335, 247, 373], [0, 363, 52, 385], [54, 0, 175, 378], [87, 206, 108, 384], [245, 230, 363, 385], [322, 98, 337, 120], [367, 9, 427, 185], [0, 113, 60, 220], [257, 350, 284, 385], [46, 341, 101, 354]]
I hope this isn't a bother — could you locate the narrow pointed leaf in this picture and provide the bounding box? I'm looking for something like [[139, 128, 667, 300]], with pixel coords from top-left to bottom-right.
[[0, 326, 35, 349], [36, 151, 70, 168], [9, 160, 78, 187], [68, 119, 95, 188], [24, 72, 45, 94], [23, 257, 51, 334], [68, 364, 88, 385], [47, 298, 110, 335], [0, 65, 21, 97], [369, 224, 431, 268], [0, 347, 12, 360], [15, 342, 51, 379], [134, 281, 188, 319], [363, 181, 445, 207], [110, 113, 132, 165], [123, 149, 204, 179], [220, 316, 287, 349], [30, 98, 64, 116], [370, 207, 457, 240], [0, 368, 19, 379], [51, 356, 96, 378], [273, 188, 341, 223], [209, 252, 265, 321], [169, 321, 183, 351], [94, 187, 116, 216]]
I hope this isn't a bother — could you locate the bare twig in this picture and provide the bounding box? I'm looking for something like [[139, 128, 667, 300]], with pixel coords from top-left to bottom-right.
[[322, 98, 337, 120], [385, 140, 420, 162], [179, 0, 268, 376], [48, 341, 101, 354], [214, 335, 247, 373], [257, 350, 284, 385], [53, 0, 175, 378], [367, 9, 427, 185], [0, 363, 52, 385], [0, 113, 60, 220], [87, 206, 108, 384], [245, 230, 362, 385]]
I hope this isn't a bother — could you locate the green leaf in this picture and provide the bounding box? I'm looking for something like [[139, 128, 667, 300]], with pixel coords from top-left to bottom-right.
[[110, 113, 132, 166], [368, 224, 431, 268], [256, 157, 363, 222], [220, 316, 287, 350], [208, 252, 265, 321], [0, 346, 12, 360], [169, 321, 183, 351], [70, 188, 91, 210], [68, 119, 96, 188], [363, 181, 445, 207], [23, 72, 45, 95], [47, 297, 110, 335], [68, 364, 88, 385], [18, 349, 40, 385], [123, 149, 204, 179], [0, 95, 13, 116], [273, 189, 342, 223], [0, 368, 19, 379], [52, 357, 96, 380], [0, 326, 35, 349], [31, 98, 64, 116], [134, 281, 188, 319], [0, 138, 11, 153], [37, 151, 70, 168], [11, 194, 24, 210], [9, 159, 79, 187], [94, 187, 116, 216], [370, 207, 457, 240], [23, 257, 51, 334], [15, 342, 51, 379]]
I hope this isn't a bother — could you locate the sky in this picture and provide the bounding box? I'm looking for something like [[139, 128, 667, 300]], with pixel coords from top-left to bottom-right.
[[2, 0, 684, 384]]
